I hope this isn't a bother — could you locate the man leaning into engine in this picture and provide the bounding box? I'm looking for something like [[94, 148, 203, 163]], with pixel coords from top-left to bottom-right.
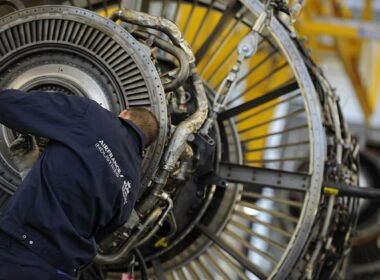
[[0, 89, 159, 279]]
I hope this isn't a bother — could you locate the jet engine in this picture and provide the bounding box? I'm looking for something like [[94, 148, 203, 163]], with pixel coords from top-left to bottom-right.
[[0, 1, 360, 279]]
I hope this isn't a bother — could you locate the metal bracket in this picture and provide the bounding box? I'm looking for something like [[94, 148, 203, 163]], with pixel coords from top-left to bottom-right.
[[200, 9, 272, 137]]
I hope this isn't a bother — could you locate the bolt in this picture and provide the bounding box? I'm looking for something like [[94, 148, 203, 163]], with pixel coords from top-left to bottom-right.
[[187, 134, 195, 142]]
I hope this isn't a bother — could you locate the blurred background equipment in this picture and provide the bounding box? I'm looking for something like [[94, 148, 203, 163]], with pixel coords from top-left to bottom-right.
[[294, 0, 380, 136], [1, 0, 379, 279], [0, 0, 24, 17], [295, 2, 380, 278]]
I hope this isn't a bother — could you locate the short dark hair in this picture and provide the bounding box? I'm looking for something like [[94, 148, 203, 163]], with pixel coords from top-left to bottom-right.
[[127, 108, 159, 148]]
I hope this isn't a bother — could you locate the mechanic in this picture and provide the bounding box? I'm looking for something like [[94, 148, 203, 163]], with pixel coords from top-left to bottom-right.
[[0, 89, 159, 279]]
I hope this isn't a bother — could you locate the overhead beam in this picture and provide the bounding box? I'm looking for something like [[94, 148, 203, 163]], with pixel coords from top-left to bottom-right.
[[298, 18, 380, 40]]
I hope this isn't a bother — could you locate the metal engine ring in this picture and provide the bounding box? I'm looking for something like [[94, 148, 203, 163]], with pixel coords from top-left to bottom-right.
[[107, 1, 356, 279]]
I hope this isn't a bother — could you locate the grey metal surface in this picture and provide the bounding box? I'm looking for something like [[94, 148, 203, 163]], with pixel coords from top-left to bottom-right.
[[218, 163, 310, 192], [241, 1, 326, 278]]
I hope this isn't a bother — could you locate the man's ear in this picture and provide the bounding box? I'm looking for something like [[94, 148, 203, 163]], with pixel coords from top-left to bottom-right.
[[119, 110, 129, 119]]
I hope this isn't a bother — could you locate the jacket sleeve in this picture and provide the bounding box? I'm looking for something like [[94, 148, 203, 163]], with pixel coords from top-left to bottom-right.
[[0, 89, 90, 140]]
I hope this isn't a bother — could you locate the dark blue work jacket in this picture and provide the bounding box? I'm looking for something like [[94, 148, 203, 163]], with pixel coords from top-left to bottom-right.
[[0, 90, 144, 274]]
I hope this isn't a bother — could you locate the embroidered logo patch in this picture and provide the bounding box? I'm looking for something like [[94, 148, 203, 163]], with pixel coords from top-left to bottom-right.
[[95, 140, 132, 205], [95, 140, 123, 178], [122, 180, 132, 205]]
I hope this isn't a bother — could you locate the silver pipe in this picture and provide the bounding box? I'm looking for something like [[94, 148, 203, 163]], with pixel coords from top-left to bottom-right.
[[145, 185, 216, 261], [136, 73, 208, 213], [162, 69, 208, 171], [111, 9, 195, 63], [156, 192, 173, 226], [95, 207, 162, 264], [132, 30, 190, 92], [134, 192, 173, 247]]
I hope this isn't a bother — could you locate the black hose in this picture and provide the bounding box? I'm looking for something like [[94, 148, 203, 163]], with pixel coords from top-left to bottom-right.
[[132, 30, 190, 92], [133, 248, 148, 280], [324, 181, 380, 200]]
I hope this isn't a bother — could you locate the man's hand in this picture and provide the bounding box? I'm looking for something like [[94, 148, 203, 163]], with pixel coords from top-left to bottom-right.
[[10, 134, 40, 179]]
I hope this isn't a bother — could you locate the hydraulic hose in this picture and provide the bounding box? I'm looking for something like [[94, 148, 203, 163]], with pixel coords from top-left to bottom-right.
[[132, 30, 190, 92], [136, 66, 208, 215], [110, 9, 195, 63], [324, 182, 380, 200], [95, 207, 162, 264], [133, 248, 148, 280]]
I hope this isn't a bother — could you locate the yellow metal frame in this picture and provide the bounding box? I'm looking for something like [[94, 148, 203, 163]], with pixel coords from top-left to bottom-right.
[[295, 0, 380, 121]]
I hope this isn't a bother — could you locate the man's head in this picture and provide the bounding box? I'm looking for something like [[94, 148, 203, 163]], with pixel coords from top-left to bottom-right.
[[119, 108, 159, 148]]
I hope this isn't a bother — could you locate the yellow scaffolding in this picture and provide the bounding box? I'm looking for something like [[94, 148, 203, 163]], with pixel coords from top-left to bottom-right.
[[295, 0, 380, 122]]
